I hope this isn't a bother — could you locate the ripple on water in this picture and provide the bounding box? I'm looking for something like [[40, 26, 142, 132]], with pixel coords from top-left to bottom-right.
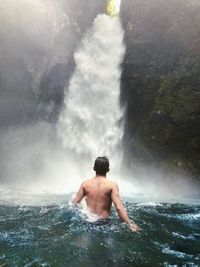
[[0, 202, 200, 266], [172, 232, 196, 240]]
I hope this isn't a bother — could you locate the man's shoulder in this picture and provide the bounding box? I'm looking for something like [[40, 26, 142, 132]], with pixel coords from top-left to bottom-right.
[[81, 177, 97, 187], [81, 178, 92, 185], [106, 179, 118, 188], [81, 177, 118, 188]]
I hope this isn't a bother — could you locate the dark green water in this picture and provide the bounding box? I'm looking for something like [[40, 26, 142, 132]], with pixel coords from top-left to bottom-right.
[[0, 197, 200, 267]]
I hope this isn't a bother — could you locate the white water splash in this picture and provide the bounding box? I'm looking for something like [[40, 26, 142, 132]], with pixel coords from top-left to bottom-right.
[[57, 14, 125, 175]]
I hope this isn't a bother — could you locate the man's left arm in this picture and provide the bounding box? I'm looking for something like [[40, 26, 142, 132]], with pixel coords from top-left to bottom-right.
[[73, 183, 85, 204]]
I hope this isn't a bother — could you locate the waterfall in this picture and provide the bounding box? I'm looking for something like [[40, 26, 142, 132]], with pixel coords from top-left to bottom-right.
[[57, 14, 125, 176]]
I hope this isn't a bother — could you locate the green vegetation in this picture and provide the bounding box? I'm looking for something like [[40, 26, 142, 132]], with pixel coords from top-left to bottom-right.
[[120, 0, 200, 178]]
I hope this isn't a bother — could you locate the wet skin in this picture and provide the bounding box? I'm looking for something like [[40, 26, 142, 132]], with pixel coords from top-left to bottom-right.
[[73, 175, 141, 232]]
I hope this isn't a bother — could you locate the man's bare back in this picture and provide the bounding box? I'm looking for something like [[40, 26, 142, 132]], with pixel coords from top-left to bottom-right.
[[73, 157, 141, 232], [74, 175, 121, 219], [82, 176, 113, 218]]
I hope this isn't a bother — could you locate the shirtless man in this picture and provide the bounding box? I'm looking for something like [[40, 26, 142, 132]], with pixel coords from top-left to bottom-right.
[[73, 156, 141, 232]]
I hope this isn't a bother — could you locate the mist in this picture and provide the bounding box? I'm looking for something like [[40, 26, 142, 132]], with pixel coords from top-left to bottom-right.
[[0, 0, 199, 204], [0, 0, 105, 192]]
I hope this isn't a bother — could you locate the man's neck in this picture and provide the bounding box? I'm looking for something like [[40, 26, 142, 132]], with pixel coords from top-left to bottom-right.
[[95, 174, 106, 178]]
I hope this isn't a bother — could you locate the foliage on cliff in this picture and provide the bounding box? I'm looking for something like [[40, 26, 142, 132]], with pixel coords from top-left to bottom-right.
[[120, 0, 200, 177]]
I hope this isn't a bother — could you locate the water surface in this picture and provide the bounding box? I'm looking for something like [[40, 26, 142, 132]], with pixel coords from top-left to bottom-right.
[[0, 195, 200, 267]]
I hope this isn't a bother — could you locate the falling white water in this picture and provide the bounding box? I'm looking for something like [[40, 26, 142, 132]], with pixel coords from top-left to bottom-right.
[[57, 14, 125, 175], [115, 0, 122, 12]]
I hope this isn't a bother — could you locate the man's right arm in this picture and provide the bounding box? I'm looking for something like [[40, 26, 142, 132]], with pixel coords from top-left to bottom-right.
[[111, 183, 129, 223], [111, 183, 141, 232]]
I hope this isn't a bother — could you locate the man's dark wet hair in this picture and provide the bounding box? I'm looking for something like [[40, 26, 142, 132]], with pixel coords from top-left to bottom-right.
[[93, 156, 110, 176]]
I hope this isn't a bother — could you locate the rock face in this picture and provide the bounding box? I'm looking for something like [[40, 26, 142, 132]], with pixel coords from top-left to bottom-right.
[[120, 0, 200, 178], [0, 0, 105, 127]]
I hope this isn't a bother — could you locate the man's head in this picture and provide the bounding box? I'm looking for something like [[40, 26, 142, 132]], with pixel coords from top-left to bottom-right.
[[93, 156, 110, 176]]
